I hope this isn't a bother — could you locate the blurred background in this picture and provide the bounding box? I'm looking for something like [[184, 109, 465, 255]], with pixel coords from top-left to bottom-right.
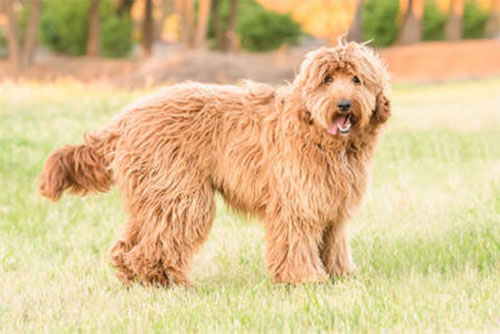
[[0, 0, 499, 87]]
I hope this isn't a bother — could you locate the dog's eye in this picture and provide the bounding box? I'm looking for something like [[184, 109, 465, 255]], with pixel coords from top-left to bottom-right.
[[323, 76, 333, 84], [353, 76, 361, 85]]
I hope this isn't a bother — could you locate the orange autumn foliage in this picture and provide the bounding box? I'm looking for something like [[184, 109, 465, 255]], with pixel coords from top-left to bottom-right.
[[256, 0, 358, 42]]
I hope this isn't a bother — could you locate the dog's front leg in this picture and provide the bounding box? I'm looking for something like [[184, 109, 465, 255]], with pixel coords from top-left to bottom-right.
[[264, 217, 328, 284], [320, 222, 356, 277]]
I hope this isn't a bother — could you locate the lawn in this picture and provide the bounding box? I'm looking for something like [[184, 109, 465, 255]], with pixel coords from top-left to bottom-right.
[[0, 78, 499, 334]]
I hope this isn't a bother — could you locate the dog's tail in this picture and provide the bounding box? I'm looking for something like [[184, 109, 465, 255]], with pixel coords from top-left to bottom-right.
[[39, 132, 117, 201]]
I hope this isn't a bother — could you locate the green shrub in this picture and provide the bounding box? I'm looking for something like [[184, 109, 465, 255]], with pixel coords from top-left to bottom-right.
[[422, 1, 447, 41], [40, 0, 89, 56], [99, 1, 133, 58], [209, 0, 301, 52], [0, 27, 6, 47], [363, 0, 399, 47], [0, 27, 6, 58], [40, 0, 132, 57], [237, 3, 301, 52], [463, 0, 489, 39]]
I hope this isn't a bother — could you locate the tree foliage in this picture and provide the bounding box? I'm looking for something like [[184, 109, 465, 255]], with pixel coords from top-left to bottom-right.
[[100, 1, 133, 57], [423, 1, 448, 41], [40, 0, 132, 57], [2, 0, 497, 61], [257, 0, 356, 43], [209, 0, 301, 52], [463, 0, 489, 38], [237, 1, 301, 52], [40, 0, 88, 56], [0, 27, 6, 54], [363, 0, 400, 47]]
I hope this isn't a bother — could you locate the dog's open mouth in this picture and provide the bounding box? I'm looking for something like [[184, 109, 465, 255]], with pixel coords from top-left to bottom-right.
[[327, 114, 352, 136]]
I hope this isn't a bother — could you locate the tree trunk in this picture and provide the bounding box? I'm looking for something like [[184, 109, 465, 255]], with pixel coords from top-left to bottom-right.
[[142, 0, 154, 57], [486, 0, 500, 36], [445, 0, 463, 41], [347, 0, 364, 42], [156, 0, 174, 41], [225, 0, 239, 52], [184, 0, 195, 48], [211, 0, 226, 51], [87, 0, 101, 56], [22, 0, 41, 67], [175, 0, 185, 43], [195, 0, 212, 49], [3, 0, 21, 68], [176, 0, 195, 48], [397, 0, 423, 45]]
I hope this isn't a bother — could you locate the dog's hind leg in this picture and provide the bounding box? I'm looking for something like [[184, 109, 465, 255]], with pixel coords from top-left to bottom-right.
[[264, 216, 328, 284], [109, 218, 141, 286], [116, 182, 215, 287], [320, 222, 356, 277]]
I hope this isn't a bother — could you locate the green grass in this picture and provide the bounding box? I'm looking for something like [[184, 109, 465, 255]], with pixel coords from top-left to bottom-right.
[[1, 78, 500, 334]]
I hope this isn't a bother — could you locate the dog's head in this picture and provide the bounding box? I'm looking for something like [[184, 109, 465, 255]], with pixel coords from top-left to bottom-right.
[[293, 41, 389, 139]]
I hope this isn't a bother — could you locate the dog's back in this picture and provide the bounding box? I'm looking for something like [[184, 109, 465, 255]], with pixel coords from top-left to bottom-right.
[[39, 81, 275, 206]]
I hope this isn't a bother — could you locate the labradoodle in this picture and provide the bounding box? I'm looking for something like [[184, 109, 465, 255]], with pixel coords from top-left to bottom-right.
[[39, 41, 391, 286]]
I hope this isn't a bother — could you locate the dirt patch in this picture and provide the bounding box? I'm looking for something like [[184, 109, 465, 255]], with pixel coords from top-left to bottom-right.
[[379, 39, 500, 83], [119, 49, 297, 88], [1, 39, 499, 87]]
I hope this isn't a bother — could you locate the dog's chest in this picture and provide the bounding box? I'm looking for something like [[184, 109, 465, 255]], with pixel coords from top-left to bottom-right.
[[286, 152, 369, 223]]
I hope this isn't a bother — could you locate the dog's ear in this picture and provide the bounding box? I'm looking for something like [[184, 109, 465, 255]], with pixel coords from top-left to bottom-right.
[[298, 108, 313, 125], [371, 92, 391, 125]]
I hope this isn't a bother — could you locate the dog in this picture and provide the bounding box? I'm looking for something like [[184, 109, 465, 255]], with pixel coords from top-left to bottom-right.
[[39, 41, 391, 286]]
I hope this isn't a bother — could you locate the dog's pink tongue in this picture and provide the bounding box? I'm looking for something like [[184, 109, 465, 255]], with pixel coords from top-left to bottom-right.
[[327, 115, 348, 135]]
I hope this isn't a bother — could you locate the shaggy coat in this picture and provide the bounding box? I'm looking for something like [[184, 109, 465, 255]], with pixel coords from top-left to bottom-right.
[[39, 41, 391, 286]]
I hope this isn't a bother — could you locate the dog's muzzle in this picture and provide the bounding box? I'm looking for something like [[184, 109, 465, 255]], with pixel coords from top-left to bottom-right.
[[327, 113, 352, 136]]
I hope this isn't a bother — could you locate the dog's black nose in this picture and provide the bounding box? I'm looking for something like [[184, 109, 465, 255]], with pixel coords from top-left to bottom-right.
[[337, 99, 352, 112]]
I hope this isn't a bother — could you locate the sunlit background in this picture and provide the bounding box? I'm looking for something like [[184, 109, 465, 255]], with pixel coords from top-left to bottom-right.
[[0, 0, 499, 85]]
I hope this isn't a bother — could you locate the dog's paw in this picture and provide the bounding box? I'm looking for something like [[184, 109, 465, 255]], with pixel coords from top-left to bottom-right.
[[326, 262, 357, 278]]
